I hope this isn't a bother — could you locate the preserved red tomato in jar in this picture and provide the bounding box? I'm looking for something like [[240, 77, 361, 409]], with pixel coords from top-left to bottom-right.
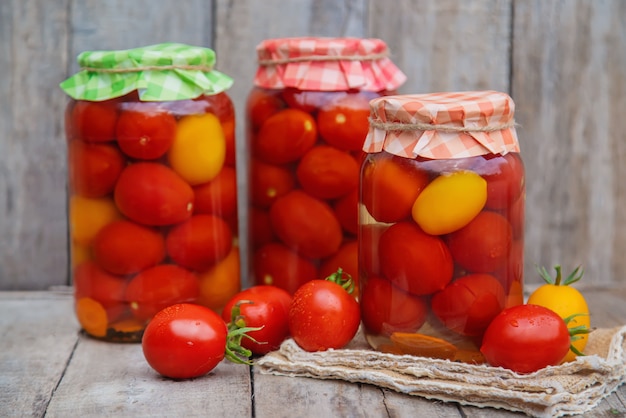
[[246, 37, 406, 294], [359, 91, 524, 363], [60, 43, 240, 342]]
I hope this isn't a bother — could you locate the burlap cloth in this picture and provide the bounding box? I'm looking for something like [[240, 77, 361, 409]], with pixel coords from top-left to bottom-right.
[[256, 325, 626, 417]]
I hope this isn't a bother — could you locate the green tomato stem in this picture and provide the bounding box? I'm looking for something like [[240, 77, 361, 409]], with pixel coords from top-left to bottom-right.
[[224, 300, 264, 365], [537, 265, 584, 286], [324, 268, 355, 295]]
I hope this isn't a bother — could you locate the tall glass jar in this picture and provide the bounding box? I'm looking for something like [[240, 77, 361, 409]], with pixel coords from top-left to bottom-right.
[[359, 91, 524, 363], [245, 37, 406, 294], [60, 43, 240, 342]]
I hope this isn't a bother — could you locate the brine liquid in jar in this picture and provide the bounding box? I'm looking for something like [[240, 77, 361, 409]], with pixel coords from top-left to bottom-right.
[[359, 91, 524, 363], [246, 37, 406, 295], [60, 43, 239, 342]]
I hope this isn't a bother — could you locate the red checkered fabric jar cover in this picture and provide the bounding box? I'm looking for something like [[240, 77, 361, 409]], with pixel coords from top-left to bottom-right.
[[253, 37, 406, 92], [364, 91, 520, 159]]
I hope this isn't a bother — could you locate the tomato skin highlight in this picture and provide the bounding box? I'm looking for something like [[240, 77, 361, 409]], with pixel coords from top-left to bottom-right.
[[222, 285, 292, 355], [289, 279, 360, 352], [480, 304, 571, 373], [142, 303, 227, 379]]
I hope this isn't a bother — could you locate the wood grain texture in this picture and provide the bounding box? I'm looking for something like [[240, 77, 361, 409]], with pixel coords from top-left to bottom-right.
[[46, 338, 253, 417], [513, 0, 626, 286], [1, 0, 625, 289], [0, 293, 78, 417]]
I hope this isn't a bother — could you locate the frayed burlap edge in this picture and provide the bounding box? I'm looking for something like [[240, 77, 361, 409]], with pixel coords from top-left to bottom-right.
[[256, 326, 626, 418]]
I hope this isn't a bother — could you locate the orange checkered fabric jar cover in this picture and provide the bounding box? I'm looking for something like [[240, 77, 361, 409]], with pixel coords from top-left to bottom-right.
[[364, 91, 520, 159], [253, 37, 406, 92]]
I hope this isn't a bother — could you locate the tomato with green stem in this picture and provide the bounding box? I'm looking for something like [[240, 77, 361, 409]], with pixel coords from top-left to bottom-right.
[[527, 265, 591, 362], [142, 303, 257, 379], [289, 269, 360, 352], [480, 304, 589, 373], [222, 285, 292, 355]]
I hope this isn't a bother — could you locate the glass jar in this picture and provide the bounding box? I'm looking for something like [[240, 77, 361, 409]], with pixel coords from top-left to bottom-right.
[[359, 91, 524, 363], [60, 43, 240, 342], [245, 37, 406, 295]]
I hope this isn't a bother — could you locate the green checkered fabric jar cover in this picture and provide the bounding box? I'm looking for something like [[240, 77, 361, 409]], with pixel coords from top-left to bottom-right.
[[60, 43, 233, 101]]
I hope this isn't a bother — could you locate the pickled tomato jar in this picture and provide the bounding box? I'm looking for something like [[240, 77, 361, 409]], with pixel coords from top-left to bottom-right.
[[246, 37, 406, 294], [359, 91, 525, 362], [60, 43, 240, 341]]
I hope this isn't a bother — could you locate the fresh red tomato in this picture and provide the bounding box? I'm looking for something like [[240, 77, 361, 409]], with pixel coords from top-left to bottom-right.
[[68, 140, 125, 197], [115, 109, 177, 160], [166, 215, 233, 272], [142, 303, 228, 379], [319, 240, 359, 294], [447, 211, 513, 273], [360, 276, 427, 336], [361, 156, 430, 223], [480, 304, 571, 373], [221, 285, 292, 355], [431, 274, 506, 337], [269, 190, 343, 259], [296, 145, 359, 200], [378, 221, 454, 296], [125, 264, 200, 321], [253, 242, 318, 295], [253, 109, 318, 164], [289, 273, 360, 352]]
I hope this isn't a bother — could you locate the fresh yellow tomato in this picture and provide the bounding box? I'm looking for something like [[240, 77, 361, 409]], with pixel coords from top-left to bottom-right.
[[168, 113, 226, 185], [527, 265, 590, 363], [411, 170, 487, 235]]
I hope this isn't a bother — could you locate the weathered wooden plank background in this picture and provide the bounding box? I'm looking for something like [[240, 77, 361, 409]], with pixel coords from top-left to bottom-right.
[[1, 0, 624, 290]]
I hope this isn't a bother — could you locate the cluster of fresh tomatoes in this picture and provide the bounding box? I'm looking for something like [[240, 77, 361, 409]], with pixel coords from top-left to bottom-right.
[[67, 92, 240, 340], [358, 152, 526, 356], [142, 270, 360, 379], [141, 264, 590, 379], [246, 87, 387, 294]]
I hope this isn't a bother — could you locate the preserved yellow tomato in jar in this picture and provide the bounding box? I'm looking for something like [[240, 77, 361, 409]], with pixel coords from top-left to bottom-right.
[[359, 91, 525, 363], [246, 37, 406, 295], [60, 43, 240, 342]]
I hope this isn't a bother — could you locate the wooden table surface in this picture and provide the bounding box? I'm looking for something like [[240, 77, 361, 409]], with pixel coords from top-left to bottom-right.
[[2, 287, 626, 418]]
